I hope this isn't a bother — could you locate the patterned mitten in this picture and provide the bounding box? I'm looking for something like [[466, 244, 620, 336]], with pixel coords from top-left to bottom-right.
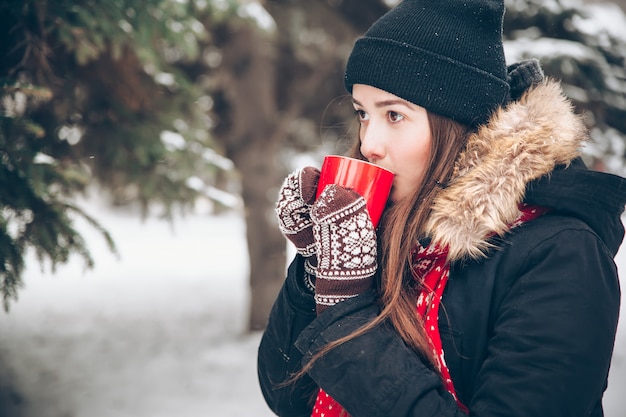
[[310, 184, 378, 314], [275, 167, 320, 258]]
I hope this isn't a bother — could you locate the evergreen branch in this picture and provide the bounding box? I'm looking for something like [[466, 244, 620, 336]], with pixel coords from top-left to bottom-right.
[[0, 216, 24, 312], [63, 202, 118, 256]]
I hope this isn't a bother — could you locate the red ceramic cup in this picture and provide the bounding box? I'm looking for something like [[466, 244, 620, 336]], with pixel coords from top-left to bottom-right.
[[316, 155, 395, 227]]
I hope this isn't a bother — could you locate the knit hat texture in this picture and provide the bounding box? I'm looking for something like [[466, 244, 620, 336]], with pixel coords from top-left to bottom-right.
[[344, 0, 510, 126]]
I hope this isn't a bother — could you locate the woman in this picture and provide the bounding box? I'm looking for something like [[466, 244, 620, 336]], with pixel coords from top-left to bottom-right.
[[258, 0, 626, 416]]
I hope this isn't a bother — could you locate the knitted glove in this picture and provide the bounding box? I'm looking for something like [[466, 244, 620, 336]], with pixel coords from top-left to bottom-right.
[[276, 167, 320, 293], [507, 58, 544, 101], [275, 167, 320, 258], [310, 184, 378, 314]]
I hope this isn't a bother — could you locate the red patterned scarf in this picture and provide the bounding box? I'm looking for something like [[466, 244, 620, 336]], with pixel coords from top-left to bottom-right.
[[311, 204, 549, 417]]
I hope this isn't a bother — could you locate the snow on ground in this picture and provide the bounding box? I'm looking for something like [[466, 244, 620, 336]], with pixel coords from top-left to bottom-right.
[[0, 197, 624, 417], [0, 199, 274, 417]]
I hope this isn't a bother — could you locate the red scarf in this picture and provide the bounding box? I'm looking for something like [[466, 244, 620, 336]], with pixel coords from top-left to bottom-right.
[[311, 204, 549, 417]]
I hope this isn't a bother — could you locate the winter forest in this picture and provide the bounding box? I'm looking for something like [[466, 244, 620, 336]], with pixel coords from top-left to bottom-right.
[[1, 0, 626, 416]]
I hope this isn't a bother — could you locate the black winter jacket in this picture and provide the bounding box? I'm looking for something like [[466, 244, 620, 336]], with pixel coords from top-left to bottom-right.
[[258, 81, 626, 417]]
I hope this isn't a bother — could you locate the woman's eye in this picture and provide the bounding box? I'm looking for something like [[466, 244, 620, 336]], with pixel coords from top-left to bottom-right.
[[388, 111, 404, 123], [355, 109, 369, 121]]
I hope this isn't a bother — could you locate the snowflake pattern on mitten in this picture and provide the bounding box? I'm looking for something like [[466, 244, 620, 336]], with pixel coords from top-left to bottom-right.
[[275, 167, 320, 257], [310, 184, 377, 313]]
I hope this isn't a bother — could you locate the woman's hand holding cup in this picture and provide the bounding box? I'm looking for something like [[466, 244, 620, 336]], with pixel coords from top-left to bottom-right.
[[311, 184, 378, 313], [275, 166, 320, 258], [276, 156, 395, 312]]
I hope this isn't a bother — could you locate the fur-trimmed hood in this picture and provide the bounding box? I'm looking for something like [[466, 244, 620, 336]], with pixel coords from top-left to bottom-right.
[[425, 79, 626, 261]]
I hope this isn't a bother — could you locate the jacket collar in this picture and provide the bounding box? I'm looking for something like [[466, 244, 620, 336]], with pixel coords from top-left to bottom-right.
[[425, 79, 587, 261]]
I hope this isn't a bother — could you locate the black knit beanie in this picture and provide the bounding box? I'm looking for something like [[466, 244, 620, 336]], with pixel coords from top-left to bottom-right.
[[344, 0, 510, 126]]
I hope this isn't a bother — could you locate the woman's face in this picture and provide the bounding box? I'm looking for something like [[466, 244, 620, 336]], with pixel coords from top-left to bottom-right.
[[352, 84, 432, 203]]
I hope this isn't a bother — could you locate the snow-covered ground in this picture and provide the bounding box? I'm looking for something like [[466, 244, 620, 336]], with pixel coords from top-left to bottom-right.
[[0, 198, 624, 417]]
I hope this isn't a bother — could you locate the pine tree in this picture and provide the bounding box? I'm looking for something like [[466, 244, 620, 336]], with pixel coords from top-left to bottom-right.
[[0, 0, 232, 309], [504, 0, 626, 174]]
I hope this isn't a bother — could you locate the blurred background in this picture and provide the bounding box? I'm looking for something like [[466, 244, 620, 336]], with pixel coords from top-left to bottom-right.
[[1, 0, 625, 416]]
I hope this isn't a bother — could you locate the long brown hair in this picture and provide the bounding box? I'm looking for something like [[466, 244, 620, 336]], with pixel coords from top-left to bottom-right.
[[364, 111, 471, 367], [295, 111, 472, 380]]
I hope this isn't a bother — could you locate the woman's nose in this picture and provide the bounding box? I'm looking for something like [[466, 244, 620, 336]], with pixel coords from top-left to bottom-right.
[[360, 126, 385, 162]]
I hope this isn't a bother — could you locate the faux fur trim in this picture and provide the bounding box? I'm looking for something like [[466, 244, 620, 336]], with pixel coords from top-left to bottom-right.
[[425, 79, 587, 261]]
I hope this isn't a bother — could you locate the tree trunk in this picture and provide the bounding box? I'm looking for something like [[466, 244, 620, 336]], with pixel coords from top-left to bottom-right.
[[237, 141, 286, 331], [213, 24, 288, 331]]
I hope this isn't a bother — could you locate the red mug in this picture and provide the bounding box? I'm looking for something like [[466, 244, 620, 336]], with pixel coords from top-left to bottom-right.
[[316, 155, 395, 227]]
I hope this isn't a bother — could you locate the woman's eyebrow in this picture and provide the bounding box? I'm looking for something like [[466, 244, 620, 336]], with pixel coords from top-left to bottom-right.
[[352, 98, 415, 110]]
